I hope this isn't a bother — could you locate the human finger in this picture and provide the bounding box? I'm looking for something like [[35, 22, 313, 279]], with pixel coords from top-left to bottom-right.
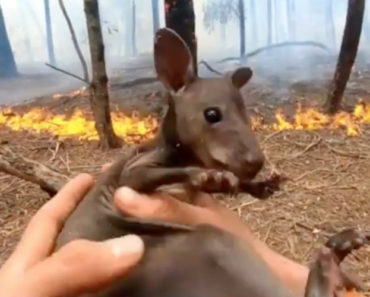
[[20, 235, 144, 297], [114, 187, 212, 226], [8, 174, 94, 271]]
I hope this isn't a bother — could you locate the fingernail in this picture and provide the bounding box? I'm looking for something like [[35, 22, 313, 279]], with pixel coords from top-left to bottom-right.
[[108, 235, 144, 259], [115, 187, 147, 206]]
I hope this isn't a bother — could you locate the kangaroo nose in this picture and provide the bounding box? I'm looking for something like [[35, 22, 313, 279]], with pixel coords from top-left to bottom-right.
[[244, 152, 264, 178]]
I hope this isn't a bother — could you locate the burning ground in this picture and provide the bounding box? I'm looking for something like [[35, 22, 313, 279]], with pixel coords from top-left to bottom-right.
[[0, 76, 370, 294]]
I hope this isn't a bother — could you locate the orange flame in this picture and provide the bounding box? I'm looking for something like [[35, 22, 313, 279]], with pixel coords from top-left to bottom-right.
[[53, 87, 87, 99], [1, 101, 369, 142], [0, 107, 158, 144], [272, 102, 370, 136]]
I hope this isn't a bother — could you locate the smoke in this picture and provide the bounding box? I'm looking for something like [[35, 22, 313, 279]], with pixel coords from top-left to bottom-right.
[[0, 0, 369, 104]]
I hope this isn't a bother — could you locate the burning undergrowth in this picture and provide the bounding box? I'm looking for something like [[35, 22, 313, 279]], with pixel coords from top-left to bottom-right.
[[0, 107, 159, 144], [1, 100, 369, 142], [252, 101, 370, 136]]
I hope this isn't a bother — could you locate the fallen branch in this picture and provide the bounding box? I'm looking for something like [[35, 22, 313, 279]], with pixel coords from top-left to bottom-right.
[[0, 145, 69, 196], [111, 61, 223, 90], [45, 63, 88, 84], [199, 60, 223, 76], [58, 0, 89, 82], [111, 77, 158, 90], [218, 41, 330, 64], [289, 137, 323, 159]]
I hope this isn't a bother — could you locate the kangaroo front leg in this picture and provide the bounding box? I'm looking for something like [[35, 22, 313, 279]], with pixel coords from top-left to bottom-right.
[[240, 173, 287, 200], [304, 229, 368, 297], [120, 167, 239, 194]]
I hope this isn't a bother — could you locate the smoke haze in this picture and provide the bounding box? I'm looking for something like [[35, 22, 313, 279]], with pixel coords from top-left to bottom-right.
[[0, 0, 369, 104]]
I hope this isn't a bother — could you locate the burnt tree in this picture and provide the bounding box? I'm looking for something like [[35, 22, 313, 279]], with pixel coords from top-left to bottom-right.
[[132, 0, 138, 56], [286, 0, 295, 40], [267, 0, 273, 45], [18, 0, 33, 62], [274, 0, 279, 42], [84, 0, 121, 148], [152, 0, 160, 35], [59, 0, 89, 82], [325, 0, 336, 49], [44, 0, 56, 65], [0, 4, 17, 79], [238, 0, 246, 57], [250, 0, 257, 43], [325, 0, 365, 114], [165, 0, 197, 74]]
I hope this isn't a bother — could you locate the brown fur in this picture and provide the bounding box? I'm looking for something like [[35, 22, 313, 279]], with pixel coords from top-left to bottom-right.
[[56, 29, 287, 297]]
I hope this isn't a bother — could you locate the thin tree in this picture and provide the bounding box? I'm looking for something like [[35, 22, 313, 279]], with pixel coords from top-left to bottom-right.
[[58, 0, 89, 82], [84, 0, 121, 148], [165, 0, 197, 74], [274, 0, 279, 43], [238, 0, 246, 57], [44, 0, 56, 65], [18, 0, 33, 62], [286, 0, 295, 41], [267, 0, 273, 45], [0, 4, 17, 79], [132, 0, 137, 56], [325, 0, 365, 114], [152, 0, 160, 35], [250, 0, 258, 44], [325, 0, 336, 49]]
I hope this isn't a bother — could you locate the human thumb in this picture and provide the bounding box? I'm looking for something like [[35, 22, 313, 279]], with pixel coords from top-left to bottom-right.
[[22, 235, 144, 297]]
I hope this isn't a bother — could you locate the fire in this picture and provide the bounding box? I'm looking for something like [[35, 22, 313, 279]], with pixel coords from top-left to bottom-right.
[[273, 109, 293, 130], [53, 87, 87, 99], [0, 101, 369, 143], [272, 102, 370, 136], [0, 107, 158, 144]]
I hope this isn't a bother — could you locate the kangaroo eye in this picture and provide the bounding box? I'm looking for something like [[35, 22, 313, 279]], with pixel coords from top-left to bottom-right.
[[204, 107, 222, 123]]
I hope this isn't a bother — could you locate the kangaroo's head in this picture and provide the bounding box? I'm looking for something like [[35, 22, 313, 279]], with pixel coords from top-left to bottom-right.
[[154, 28, 264, 180]]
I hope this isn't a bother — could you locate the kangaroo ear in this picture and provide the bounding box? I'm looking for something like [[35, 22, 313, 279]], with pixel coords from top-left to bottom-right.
[[230, 68, 253, 89], [154, 28, 195, 93]]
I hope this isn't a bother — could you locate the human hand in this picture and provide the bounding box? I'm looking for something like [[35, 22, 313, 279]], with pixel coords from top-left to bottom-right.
[[114, 187, 253, 244], [103, 161, 251, 237], [0, 174, 144, 297], [114, 186, 309, 297]]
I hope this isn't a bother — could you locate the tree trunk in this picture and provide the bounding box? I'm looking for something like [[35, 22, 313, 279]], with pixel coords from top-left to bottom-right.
[[18, 0, 33, 62], [274, 0, 279, 43], [165, 0, 197, 74], [326, 0, 336, 49], [59, 0, 89, 82], [152, 0, 160, 35], [267, 0, 273, 45], [0, 5, 17, 79], [84, 0, 121, 149], [238, 0, 246, 57], [44, 0, 56, 65], [250, 0, 258, 44], [124, 1, 131, 56], [132, 0, 137, 56], [286, 0, 295, 41], [364, 4, 370, 41], [325, 0, 365, 114]]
